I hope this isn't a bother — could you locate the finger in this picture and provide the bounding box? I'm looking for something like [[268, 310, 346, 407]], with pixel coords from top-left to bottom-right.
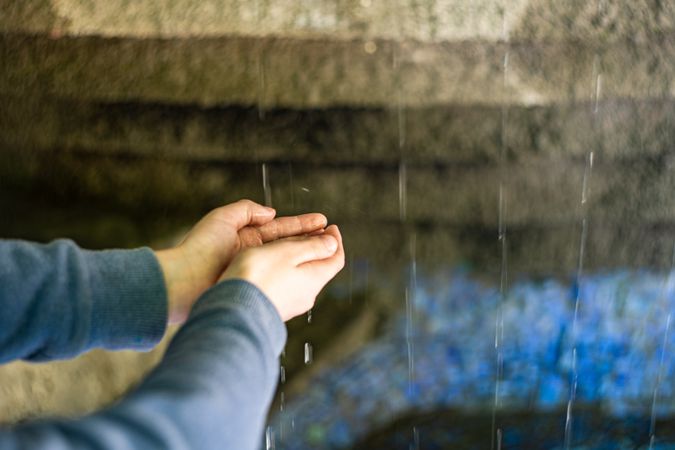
[[216, 199, 276, 229], [267, 233, 339, 265], [255, 213, 327, 242], [238, 224, 326, 249], [300, 225, 345, 282]]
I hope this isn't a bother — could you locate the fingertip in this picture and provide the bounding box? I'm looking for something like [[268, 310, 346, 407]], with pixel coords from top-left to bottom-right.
[[308, 213, 328, 229], [319, 234, 338, 253], [324, 224, 342, 240]]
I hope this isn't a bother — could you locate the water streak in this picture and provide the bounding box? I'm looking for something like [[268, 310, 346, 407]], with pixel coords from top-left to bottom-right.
[[409, 426, 420, 450], [304, 342, 313, 365], [348, 255, 355, 304], [649, 313, 671, 449], [257, 49, 266, 120], [406, 233, 418, 397], [564, 150, 594, 450], [288, 164, 295, 210], [491, 43, 510, 450], [399, 162, 408, 222], [398, 90, 406, 150], [591, 55, 602, 115], [262, 163, 272, 207], [265, 426, 275, 450], [649, 245, 675, 448]]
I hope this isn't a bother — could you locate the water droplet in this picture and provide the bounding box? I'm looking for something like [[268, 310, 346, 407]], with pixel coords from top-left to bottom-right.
[[364, 41, 377, 54], [280, 365, 286, 384], [307, 309, 313, 323], [265, 426, 276, 450], [301, 187, 310, 193], [304, 342, 313, 364], [412, 426, 420, 450]]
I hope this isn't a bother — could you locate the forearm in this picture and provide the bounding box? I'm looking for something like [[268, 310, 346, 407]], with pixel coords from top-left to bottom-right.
[[0, 280, 286, 450], [0, 239, 167, 363]]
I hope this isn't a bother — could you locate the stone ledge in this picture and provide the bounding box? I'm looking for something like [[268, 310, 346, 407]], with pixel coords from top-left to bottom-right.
[[3, 33, 675, 108], [2, 0, 674, 44], [2, 186, 673, 277], [3, 97, 675, 164], [1, 149, 672, 227]]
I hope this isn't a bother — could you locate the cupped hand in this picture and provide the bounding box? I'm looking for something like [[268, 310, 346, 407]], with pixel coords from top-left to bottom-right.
[[220, 224, 345, 321], [156, 199, 327, 324]]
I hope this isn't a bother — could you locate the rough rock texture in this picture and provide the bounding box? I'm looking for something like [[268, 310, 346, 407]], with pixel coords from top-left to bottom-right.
[[3, 1, 675, 108]]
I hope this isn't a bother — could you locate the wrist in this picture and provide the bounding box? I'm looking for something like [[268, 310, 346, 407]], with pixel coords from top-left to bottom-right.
[[155, 247, 207, 324]]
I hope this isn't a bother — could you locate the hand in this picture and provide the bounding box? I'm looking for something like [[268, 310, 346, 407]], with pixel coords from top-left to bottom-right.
[[220, 225, 345, 321], [156, 200, 327, 324]]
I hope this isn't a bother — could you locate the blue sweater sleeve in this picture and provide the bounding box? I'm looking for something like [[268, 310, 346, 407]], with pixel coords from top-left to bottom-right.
[[0, 239, 168, 363], [0, 279, 287, 450]]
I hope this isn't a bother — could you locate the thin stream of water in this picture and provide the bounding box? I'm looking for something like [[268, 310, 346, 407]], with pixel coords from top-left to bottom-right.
[[564, 151, 594, 450], [564, 50, 602, 448], [406, 233, 417, 394], [262, 163, 272, 207], [288, 164, 295, 210], [255, 0, 264, 117], [491, 31, 510, 450], [399, 162, 407, 222], [564, 56, 600, 447], [410, 426, 420, 450], [648, 244, 675, 448], [398, 89, 406, 150], [266, 426, 275, 450], [649, 313, 672, 449], [304, 342, 313, 365], [257, 49, 266, 120]]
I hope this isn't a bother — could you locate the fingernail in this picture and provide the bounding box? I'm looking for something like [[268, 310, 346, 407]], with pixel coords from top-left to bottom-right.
[[312, 215, 327, 226], [320, 235, 338, 252]]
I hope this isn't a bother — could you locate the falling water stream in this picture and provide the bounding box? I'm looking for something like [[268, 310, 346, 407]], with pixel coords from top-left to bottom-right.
[[563, 53, 600, 449], [649, 244, 675, 448], [406, 233, 417, 397], [491, 16, 510, 448], [394, 38, 419, 448]]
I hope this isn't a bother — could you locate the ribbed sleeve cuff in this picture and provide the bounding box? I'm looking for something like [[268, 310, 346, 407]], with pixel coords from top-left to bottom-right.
[[82, 247, 168, 351], [192, 279, 287, 357]]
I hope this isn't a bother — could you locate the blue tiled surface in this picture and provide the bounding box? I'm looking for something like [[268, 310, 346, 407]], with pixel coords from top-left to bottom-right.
[[271, 269, 675, 449]]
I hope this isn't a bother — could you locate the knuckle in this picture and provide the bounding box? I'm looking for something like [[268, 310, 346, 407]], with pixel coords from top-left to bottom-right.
[[239, 199, 256, 208], [267, 222, 280, 240]]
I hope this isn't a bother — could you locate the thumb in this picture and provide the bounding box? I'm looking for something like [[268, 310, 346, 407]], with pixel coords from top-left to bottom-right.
[[271, 234, 339, 265], [217, 199, 276, 229]]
